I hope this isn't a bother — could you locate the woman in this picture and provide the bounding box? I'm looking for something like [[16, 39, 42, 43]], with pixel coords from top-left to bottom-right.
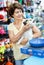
[[8, 3, 41, 65]]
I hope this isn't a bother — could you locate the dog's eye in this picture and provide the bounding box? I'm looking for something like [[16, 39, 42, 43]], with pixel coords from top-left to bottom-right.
[[8, 43, 9, 44]]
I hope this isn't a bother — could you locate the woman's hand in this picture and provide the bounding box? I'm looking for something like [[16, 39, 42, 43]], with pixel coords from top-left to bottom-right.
[[22, 23, 31, 32], [20, 38, 28, 45]]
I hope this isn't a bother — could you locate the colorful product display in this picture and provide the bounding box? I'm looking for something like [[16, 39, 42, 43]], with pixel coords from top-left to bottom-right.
[[21, 38, 44, 58], [0, 42, 5, 61]]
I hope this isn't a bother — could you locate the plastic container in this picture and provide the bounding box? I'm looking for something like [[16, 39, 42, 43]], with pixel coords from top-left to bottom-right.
[[29, 38, 44, 47]]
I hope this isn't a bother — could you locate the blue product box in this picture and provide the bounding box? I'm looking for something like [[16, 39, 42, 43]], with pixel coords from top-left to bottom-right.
[[20, 47, 44, 58]]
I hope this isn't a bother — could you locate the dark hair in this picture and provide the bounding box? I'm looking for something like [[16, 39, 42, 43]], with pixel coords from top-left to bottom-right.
[[8, 3, 24, 17]]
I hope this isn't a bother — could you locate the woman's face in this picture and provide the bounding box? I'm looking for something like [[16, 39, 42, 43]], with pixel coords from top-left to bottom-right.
[[13, 8, 23, 20]]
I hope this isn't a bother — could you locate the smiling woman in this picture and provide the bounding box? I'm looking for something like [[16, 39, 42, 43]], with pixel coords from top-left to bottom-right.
[[8, 2, 41, 65]]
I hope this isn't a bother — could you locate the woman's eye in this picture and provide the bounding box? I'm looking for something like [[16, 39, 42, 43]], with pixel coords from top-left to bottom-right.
[[14, 11, 19, 14], [15, 11, 22, 14]]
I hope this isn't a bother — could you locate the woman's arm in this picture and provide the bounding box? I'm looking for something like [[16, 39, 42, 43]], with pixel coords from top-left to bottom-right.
[[8, 23, 31, 43], [32, 26, 41, 38], [8, 29, 24, 43]]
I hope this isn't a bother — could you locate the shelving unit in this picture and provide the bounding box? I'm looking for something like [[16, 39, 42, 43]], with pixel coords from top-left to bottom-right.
[[0, 1, 10, 64]]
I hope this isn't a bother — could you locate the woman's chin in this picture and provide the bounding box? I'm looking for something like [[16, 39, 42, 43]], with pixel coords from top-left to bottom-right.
[[17, 18, 23, 20]]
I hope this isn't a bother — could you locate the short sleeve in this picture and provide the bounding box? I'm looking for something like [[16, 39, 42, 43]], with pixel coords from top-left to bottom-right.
[[8, 23, 19, 35], [8, 24, 13, 31]]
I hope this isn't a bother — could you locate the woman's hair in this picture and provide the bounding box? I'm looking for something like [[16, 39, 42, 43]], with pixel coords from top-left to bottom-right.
[[8, 3, 24, 17]]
